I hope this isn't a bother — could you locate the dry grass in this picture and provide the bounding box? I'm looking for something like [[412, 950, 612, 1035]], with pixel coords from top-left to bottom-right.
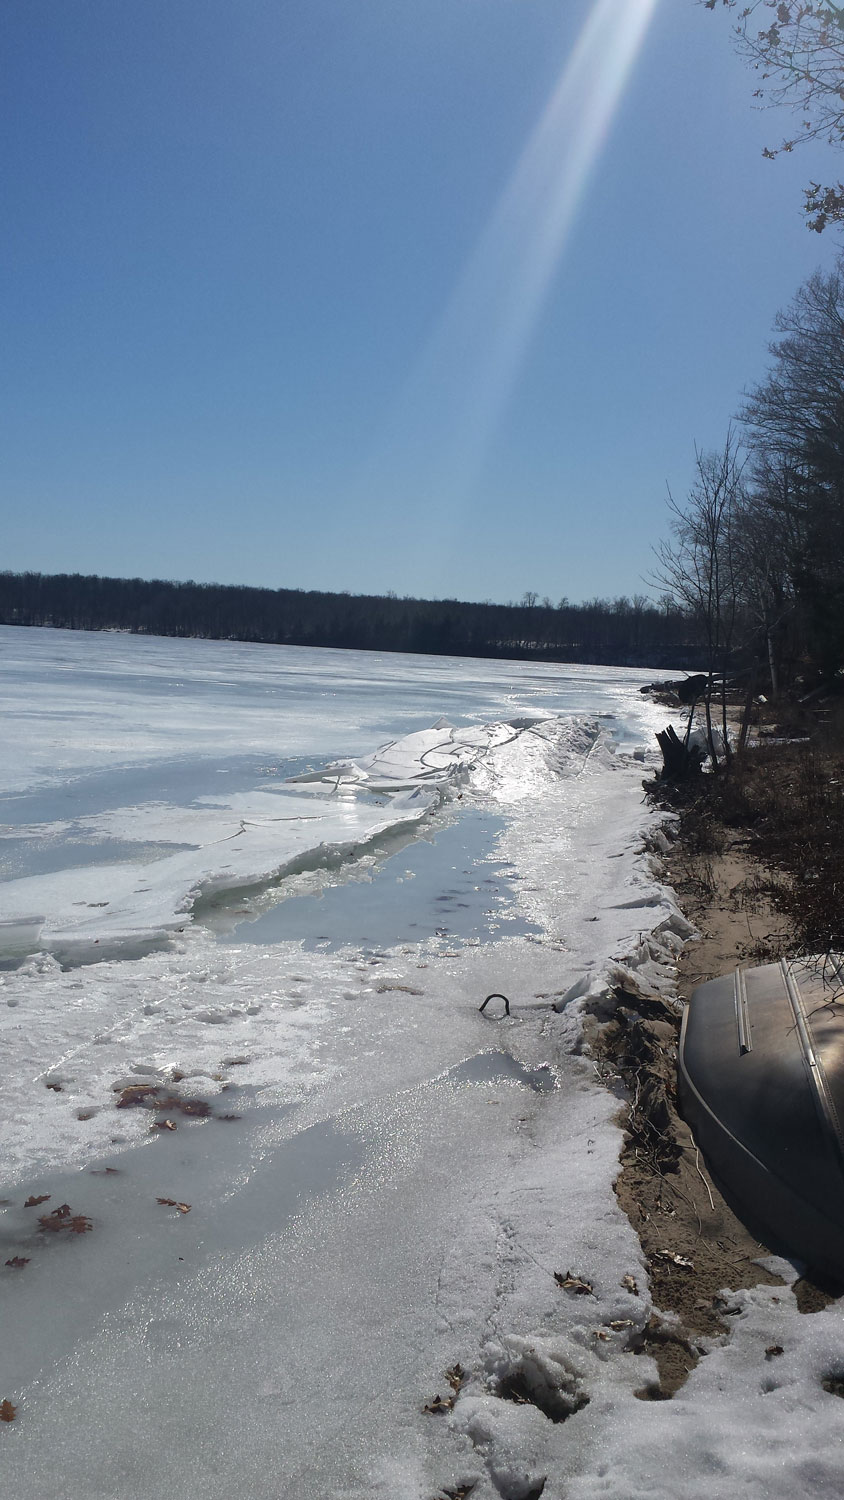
[[651, 726, 844, 958]]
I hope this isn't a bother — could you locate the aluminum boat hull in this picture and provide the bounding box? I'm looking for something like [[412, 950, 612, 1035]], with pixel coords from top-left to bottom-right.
[[678, 956, 844, 1284]]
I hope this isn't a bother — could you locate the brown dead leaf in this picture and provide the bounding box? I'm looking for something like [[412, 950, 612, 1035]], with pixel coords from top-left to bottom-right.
[[621, 1274, 639, 1296], [0, 1400, 16, 1422], [153, 1093, 211, 1118], [5, 1257, 29, 1269], [445, 1363, 465, 1392], [24, 1195, 50, 1208], [116, 1084, 211, 1119], [766, 1345, 784, 1359], [423, 1394, 454, 1415], [156, 1198, 191, 1213], [152, 1119, 178, 1131], [652, 1250, 694, 1271], [116, 1085, 159, 1109], [38, 1205, 91, 1234], [152, 1094, 180, 1113], [554, 1271, 594, 1295], [177, 1099, 210, 1118]]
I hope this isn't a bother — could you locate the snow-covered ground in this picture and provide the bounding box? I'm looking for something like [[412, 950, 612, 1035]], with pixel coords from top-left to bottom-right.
[[1, 627, 841, 1499]]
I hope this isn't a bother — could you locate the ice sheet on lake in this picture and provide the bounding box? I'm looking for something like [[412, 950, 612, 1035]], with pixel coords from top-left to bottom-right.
[[295, 717, 528, 791], [0, 625, 672, 798], [0, 782, 436, 963], [0, 717, 605, 965]]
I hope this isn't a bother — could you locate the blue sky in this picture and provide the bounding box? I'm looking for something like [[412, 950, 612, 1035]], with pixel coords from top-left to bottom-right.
[[2, 0, 842, 606]]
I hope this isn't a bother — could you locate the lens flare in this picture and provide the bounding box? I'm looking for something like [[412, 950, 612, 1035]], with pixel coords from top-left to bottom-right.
[[363, 0, 660, 510]]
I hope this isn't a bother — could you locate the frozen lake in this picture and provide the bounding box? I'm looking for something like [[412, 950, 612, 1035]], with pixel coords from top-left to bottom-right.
[[9, 627, 824, 1500], [0, 627, 669, 970]]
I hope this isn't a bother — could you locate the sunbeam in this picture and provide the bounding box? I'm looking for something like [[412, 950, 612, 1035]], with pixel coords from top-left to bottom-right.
[[363, 0, 660, 509]]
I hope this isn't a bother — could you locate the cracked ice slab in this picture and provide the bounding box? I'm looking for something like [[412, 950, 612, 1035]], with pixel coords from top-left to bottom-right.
[[0, 718, 606, 965]]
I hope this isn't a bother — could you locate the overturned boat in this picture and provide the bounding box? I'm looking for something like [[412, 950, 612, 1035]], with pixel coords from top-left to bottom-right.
[[678, 955, 844, 1284]]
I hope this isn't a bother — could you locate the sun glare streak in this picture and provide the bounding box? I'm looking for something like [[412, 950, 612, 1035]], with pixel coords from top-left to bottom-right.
[[363, 0, 660, 509]]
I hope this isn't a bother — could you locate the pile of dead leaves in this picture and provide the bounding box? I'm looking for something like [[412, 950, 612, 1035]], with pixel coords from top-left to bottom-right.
[[116, 1084, 211, 1119], [38, 1204, 92, 1236]]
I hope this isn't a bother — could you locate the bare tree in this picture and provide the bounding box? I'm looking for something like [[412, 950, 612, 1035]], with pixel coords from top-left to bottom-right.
[[652, 432, 746, 764], [741, 258, 844, 671], [742, 261, 844, 465], [733, 455, 802, 697]]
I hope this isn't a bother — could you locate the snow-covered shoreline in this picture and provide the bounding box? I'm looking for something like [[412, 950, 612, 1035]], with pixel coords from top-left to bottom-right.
[[2, 629, 841, 1499], [1, 715, 684, 1499]]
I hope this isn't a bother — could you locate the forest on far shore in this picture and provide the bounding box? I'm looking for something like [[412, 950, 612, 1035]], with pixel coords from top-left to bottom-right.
[[0, 570, 705, 669]]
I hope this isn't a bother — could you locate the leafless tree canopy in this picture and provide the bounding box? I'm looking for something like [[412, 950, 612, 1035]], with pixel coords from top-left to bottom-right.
[[652, 433, 745, 760]]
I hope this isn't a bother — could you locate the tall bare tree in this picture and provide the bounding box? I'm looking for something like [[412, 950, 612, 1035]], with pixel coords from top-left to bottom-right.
[[741, 257, 844, 671], [652, 432, 746, 764], [735, 454, 803, 696]]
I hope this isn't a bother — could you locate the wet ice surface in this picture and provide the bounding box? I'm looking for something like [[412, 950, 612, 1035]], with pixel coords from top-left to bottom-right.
[[219, 809, 540, 951], [0, 753, 321, 829], [0, 1051, 551, 1397], [4, 630, 841, 1500], [0, 1100, 360, 1389], [443, 1049, 556, 1092], [0, 836, 196, 883]]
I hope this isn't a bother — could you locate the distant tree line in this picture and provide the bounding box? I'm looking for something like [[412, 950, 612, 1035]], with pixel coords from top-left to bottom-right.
[[0, 570, 706, 669]]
